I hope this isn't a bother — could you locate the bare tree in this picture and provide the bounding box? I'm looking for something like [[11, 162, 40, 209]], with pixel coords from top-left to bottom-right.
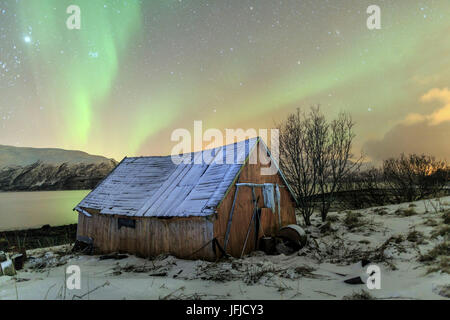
[[315, 108, 362, 221], [278, 106, 361, 225], [383, 153, 449, 202], [278, 108, 318, 225]]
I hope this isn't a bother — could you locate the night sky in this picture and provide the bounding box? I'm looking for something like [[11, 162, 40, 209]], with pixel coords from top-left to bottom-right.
[[0, 0, 449, 163]]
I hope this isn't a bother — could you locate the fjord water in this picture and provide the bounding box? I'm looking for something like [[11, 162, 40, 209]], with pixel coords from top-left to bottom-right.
[[0, 190, 90, 231]]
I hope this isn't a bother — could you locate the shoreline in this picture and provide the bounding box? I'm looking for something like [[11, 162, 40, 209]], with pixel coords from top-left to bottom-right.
[[0, 189, 92, 194], [0, 224, 77, 251]]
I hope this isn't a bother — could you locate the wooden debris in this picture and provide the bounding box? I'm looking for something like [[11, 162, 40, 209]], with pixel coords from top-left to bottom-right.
[[0, 259, 16, 276]]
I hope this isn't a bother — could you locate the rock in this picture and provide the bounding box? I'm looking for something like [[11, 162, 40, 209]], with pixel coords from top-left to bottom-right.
[[344, 276, 365, 285], [149, 271, 167, 277], [1, 259, 16, 276]]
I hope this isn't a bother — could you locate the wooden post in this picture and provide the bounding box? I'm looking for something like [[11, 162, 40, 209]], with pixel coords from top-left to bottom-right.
[[240, 187, 258, 258], [223, 185, 239, 252], [241, 209, 256, 258]]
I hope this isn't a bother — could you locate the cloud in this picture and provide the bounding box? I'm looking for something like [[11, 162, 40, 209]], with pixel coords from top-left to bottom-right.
[[403, 88, 450, 125], [364, 88, 450, 162]]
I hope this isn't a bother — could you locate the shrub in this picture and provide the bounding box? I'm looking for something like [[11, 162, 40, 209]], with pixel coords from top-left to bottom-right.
[[424, 218, 438, 227], [344, 211, 364, 230], [395, 208, 417, 217], [373, 208, 389, 215], [319, 221, 332, 234], [432, 284, 450, 297], [406, 230, 425, 244], [0, 238, 8, 251], [431, 225, 450, 240], [426, 257, 449, 275], [327, 214, 339, 222], [383, 153, 449, 203], [443, 210, 450, 225], [343, 290, 373, 300], [419, 242, 449, 262]]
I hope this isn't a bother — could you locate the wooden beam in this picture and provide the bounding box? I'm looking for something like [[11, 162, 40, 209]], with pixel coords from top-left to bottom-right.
[[223, 185, 239, 252], [240, 187, 258, 258]]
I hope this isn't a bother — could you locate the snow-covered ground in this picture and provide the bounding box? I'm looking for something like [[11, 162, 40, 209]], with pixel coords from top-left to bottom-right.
[[1, 197, 449, 300]]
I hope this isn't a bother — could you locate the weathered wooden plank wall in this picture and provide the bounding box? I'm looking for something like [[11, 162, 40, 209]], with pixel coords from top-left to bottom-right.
[[214, 141, 297, 257], [76, 140, 297, 260], [77, 213, 215, 260]]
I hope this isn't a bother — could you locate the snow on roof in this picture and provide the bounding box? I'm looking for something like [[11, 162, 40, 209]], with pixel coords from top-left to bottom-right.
[[75, 137, 258, 217]]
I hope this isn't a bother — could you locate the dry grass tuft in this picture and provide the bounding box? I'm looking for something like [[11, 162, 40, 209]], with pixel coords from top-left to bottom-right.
[[244, 265, 280, 285], [419, 242, 449, 262], [406, 229, 425, 244], [443, 210, 450, 225], [327, 214, 339, 222], [426, 257, 449, 275], [0, 238, 8, 251], [424, 218, 438, 227], [433, 284, 450, 298], [372, 208, 389, 216], [395, 208, 417, 217], [343, 290, 374, 300], [430, 225, 450, 240], [344, 211, 364, 230], [293, 265, 316, 277]]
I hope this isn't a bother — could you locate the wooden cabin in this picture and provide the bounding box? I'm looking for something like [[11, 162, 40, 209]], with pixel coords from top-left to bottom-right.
[[74, 137, 298, 260]]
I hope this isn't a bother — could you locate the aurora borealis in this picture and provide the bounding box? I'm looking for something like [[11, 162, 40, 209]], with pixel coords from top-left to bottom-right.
[[0, 0, 449, 163]]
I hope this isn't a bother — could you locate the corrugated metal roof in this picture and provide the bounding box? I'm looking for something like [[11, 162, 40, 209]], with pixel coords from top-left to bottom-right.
[[75, 138, 258, 217]]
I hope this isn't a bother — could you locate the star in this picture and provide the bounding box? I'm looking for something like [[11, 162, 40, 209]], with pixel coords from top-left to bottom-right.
[[24, 35, 31, 43]]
